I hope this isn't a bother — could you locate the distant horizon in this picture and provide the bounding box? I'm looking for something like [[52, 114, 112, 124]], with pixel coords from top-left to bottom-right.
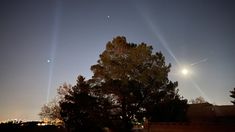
[[0, 103, 234, 122]]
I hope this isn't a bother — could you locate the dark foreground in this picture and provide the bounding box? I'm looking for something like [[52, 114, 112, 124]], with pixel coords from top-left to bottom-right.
[[0, 122, 67, 132], [0, 126, 67, 132], [1, 122, 235, 132], [148, 122, 235, 132]]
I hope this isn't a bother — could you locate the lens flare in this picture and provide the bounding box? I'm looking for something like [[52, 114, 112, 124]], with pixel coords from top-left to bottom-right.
[[135, 6, 212, 103]]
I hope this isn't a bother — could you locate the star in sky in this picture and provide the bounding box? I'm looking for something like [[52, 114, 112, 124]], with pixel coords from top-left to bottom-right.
[[47, 59, 51, 63]]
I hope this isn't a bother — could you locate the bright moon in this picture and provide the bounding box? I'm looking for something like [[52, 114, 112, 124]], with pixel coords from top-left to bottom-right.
[[181, 68, 189, 75]]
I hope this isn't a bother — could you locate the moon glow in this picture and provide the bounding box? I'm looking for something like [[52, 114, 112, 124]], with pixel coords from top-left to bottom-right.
[[181, 68, 189, 75]]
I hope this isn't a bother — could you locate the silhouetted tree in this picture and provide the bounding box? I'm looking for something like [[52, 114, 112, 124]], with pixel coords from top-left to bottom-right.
[[59, 75, 112, 132], [230, 88, 235, 105], [90, 36, 188, 130], [39, 98, 61, 123], [190, 96, 207, 104], [150, 94, 188, 122], [42, 36, 188, 131], [0, 120, 22, 130], [39, 83, 72, 125]]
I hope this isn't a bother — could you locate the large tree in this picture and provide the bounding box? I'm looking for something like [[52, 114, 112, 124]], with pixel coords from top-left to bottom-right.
[[90, 36, 188, 127], [43, 36, 188, 131], [230, 88, 235, 105]]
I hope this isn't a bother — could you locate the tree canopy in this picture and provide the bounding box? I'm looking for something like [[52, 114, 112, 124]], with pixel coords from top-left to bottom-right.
[[90, 36, 188, 123], [40, 36, 188, 131]]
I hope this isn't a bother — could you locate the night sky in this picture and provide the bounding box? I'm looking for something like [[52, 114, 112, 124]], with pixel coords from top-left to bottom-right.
[[0, 0, 235, 121]]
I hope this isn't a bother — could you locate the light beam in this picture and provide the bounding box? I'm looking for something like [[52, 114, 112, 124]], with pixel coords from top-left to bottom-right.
[[47, 0, 62, 102], [135, 5, 211, 103]]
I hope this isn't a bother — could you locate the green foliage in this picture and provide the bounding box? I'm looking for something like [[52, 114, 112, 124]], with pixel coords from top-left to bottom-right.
[[230, 88, 235, 105]]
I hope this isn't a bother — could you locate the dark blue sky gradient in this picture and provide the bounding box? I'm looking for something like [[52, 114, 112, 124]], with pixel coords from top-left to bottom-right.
[[0, 0, 235, 121]]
